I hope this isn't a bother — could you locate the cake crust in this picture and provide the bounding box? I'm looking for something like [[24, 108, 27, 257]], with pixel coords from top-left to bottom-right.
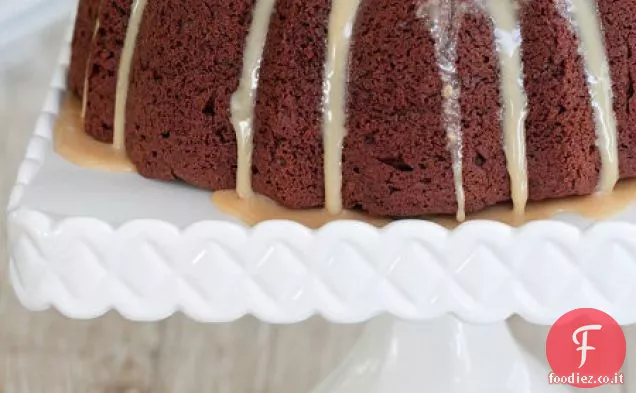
[[343, 0, 456, 217], [597, 0, 636, 179], [84, 0, 133, 143], [457, 7, 511, 213], [252, 0, 331, 209], [520, 0, 600, 201], [68, 0, 101, 99], [125, 0, 256, 189]]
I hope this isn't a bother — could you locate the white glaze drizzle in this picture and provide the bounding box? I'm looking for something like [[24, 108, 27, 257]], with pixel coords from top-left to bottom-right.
[[485, 0, 529, 215], [561, 0, 619, 193], [322, 0, 363, 215], [232, 0, 277, 199], [113, 0, 148, 151], [419, 0, 466, 221]]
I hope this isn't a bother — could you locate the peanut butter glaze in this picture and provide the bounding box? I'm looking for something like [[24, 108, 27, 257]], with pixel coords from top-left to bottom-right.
[[61, 0, 636, 226], [213, 182, 636, 229], [419, 0, 467, 222], [55, 97, 135, 172], [486, 0, 529, 216], [113, 0, 148, 152], [54, 96, 636, 227], [322, 0, 363, 215], [213, 190, 390, 228], [232, 0, 277, 199]]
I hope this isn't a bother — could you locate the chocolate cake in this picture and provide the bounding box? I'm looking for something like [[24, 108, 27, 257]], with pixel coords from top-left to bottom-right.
[[343, 0, 456, 217], [457, 6, 510, 213], [125, 0, 256, 190], [68, 0, 101, 98], [597, 0, 636, 178], [252, 0, 330, 209], [84, 0, 133, 143], [520, 0, 600, 201], [65, 0, 636, 221]]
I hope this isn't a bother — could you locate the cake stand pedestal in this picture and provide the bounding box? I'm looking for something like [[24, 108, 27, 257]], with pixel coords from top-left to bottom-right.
[[310, 316, 569, 393]]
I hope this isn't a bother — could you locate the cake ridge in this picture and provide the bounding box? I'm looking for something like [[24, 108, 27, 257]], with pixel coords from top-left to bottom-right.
[[520, 0, 600, 202], [251, 0, 330, 209], [562, 0, 619, 194], [68, 0, 101, 99], [80, 0, 103, 120], [597, 0, 636, 181]]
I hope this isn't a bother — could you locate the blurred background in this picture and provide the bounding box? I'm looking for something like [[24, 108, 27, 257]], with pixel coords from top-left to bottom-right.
[[0, 1, 628, 392]]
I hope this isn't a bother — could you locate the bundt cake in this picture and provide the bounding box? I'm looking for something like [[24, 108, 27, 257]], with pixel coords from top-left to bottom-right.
[[64, 0, 636, 221]]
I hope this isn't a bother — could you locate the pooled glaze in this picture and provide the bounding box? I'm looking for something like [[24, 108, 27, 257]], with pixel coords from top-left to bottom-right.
[[213, 190, 389, 229], [55, 97, 135, 172], [212, 179, 636, 229], [51, 93, 636, 228]]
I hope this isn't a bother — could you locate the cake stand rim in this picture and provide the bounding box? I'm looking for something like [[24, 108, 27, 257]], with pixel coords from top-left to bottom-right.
[[6, 33, 636, 325]]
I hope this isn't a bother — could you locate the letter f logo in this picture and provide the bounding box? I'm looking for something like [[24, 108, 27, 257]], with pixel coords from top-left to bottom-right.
[[573, 324, 603, 368]]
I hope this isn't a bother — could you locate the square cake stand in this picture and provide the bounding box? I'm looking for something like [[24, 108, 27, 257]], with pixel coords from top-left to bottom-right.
[[5, 35, 635, 393]]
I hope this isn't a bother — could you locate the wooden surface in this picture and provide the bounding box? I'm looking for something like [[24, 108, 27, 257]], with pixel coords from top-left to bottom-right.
[[0, 15, 632, 393]]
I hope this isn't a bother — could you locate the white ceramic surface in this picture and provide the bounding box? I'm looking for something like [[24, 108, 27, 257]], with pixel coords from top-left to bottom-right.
[[6, 39, 636, 325], [0, 0, 75, 51], [310, 317, 574, 393]]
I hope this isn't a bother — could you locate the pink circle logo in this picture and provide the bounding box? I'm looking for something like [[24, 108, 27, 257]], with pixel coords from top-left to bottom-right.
[[546, 308, 626, 388]]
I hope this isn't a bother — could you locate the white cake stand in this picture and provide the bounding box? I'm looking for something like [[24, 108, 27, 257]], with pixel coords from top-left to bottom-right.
[[5, 32, 635, 393], [310, 316, 576, 393]]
